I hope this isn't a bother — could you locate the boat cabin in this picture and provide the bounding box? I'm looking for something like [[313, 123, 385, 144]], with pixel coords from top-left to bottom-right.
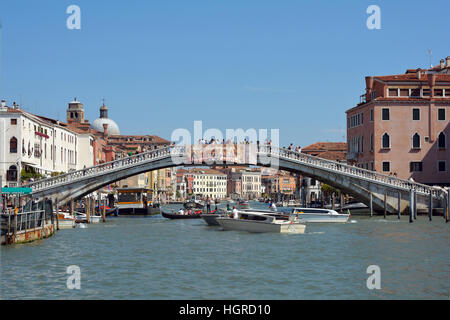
[[116, 188, 152, 210]]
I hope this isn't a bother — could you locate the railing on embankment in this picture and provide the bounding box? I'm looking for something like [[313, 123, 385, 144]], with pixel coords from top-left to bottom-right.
[[1, 200, 55, 245]]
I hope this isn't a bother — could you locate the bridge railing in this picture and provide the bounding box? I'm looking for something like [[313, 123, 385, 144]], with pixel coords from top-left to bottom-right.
[[27, 143, 444, 199], [265, 146, 443, 197], [27, 146, 180, 192]]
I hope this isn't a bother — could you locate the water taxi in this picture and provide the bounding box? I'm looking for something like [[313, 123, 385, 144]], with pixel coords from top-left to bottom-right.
[[216, 211, 306, 234], [291, 208, 350, 223]]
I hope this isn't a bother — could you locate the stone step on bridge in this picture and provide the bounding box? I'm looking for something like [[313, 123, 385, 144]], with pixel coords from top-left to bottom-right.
[[27, 145, 447, 214]]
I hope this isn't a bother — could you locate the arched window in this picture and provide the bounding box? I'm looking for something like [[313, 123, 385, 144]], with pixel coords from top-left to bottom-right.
[[438, 132, 446, 149], [10, 137, 18, 153], [6, 165, 18, 181], [382, 133, 390, 149], [412, 133, 420, 149]]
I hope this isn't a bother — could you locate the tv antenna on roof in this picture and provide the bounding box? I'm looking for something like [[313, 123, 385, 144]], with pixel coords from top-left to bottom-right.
[[428, 49, 433, 68]]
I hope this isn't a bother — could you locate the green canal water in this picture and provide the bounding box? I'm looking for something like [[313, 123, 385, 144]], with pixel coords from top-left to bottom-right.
[[0, 202, 449, 300]]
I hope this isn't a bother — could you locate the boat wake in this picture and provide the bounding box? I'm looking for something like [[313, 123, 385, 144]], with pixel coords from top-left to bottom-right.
[[349, 220, 358, 223]]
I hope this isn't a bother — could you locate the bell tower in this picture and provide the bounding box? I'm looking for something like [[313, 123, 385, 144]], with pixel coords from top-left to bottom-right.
[[67, 98, 85, 124]]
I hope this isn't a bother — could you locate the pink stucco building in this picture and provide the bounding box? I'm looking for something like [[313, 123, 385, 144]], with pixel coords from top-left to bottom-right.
[[346, 57, 450, 185]]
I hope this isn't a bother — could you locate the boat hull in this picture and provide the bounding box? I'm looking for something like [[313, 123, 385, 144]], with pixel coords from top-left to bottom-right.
[[201, 213, 228, 226], [161, 211, 202, 219], [296, 214, 350, 223], [217, 218, 305, 234], [118, 207, 160, 215], [57, 219, 76, 229]]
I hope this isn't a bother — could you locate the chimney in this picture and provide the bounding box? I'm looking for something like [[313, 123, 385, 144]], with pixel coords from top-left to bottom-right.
[[416, 69, 422, 80], [440, 59, 445, 69], [0, 100, 6, 111], [446, 56, 450, 68], [365, 76, 374, 100]]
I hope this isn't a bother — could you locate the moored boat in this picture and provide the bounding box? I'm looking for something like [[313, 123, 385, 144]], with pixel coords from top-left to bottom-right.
[[56, 211, 76, 229]]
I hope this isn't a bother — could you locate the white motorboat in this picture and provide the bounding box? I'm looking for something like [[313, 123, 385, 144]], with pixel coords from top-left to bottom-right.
[[324, 200, 368, 214], [74, 212, 102, 223], [216, 211, 306, 234], [56, 211, 76, 229], [291, 208, 350, 223]]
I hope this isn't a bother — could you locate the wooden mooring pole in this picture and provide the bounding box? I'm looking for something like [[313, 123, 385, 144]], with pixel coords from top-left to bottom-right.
[[428, 192, 432, 221], [409, 189, 414, 223], [383, 194, 387, 219], [102, 197, 106, 223], [55, 198, 60, 231], [86, 197, 91, 223], [369, 193, 373, 217], [444, 188, 450, 223], [340, 193, 344, 213], [413, 190, 417, 220], [397, 192, 401, 220]]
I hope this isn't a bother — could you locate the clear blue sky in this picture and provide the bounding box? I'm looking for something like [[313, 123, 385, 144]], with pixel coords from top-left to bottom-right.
[[1, 0, 449, 147]]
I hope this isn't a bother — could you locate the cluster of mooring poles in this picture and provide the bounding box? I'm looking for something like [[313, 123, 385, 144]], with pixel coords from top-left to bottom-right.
[[367, 187, 449, 223]]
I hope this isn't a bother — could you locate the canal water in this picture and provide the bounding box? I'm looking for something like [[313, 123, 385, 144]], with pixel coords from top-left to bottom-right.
[[0, 201, 449, 300]]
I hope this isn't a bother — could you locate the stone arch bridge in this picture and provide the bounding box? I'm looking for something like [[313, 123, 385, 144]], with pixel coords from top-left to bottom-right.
[[27, 145, 446, 214]]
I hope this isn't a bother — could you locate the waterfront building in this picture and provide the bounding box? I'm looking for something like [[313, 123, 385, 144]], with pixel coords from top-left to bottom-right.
[[0, 100, 84, 186], [346, 57, 450, 185], [177, 168, 227, 200], [261, 171, 296, 201]]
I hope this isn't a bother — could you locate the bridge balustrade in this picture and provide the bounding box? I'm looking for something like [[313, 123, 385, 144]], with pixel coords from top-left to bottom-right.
[[26, 144, 444, 199]]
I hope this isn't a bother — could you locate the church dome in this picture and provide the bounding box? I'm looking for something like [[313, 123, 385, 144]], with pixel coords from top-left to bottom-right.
[[91, 102, 121, 136]]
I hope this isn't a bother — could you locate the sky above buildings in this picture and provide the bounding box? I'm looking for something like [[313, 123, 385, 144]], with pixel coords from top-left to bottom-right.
[[0, 0, 449, 147]]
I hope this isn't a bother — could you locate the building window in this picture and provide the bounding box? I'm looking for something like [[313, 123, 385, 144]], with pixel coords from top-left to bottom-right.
[[438, 132, 446, 149], [361, 136, 364, 153], [388, 88, 398, 97], [370, 133, 374, 151], [422, 89, 430, 97], [438, 108, 445, 121], [6, 165, 18, 182], [370, 109, 373, 121], [412, 108, 420, 121], [382, 108, 390, 120], [382, 162, 390, 172], [400, 89, 409, 97], [370, 162, 374, 171], [434, 89, 443, 97], [412, 133, 421, 149], [10, 137, 18, 153], [410, 162, 423, 172], [382, 133, 390, 149], [438, 161, 446, 172], [10, 118, 17, 125], [411, 88, 420, 97]]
